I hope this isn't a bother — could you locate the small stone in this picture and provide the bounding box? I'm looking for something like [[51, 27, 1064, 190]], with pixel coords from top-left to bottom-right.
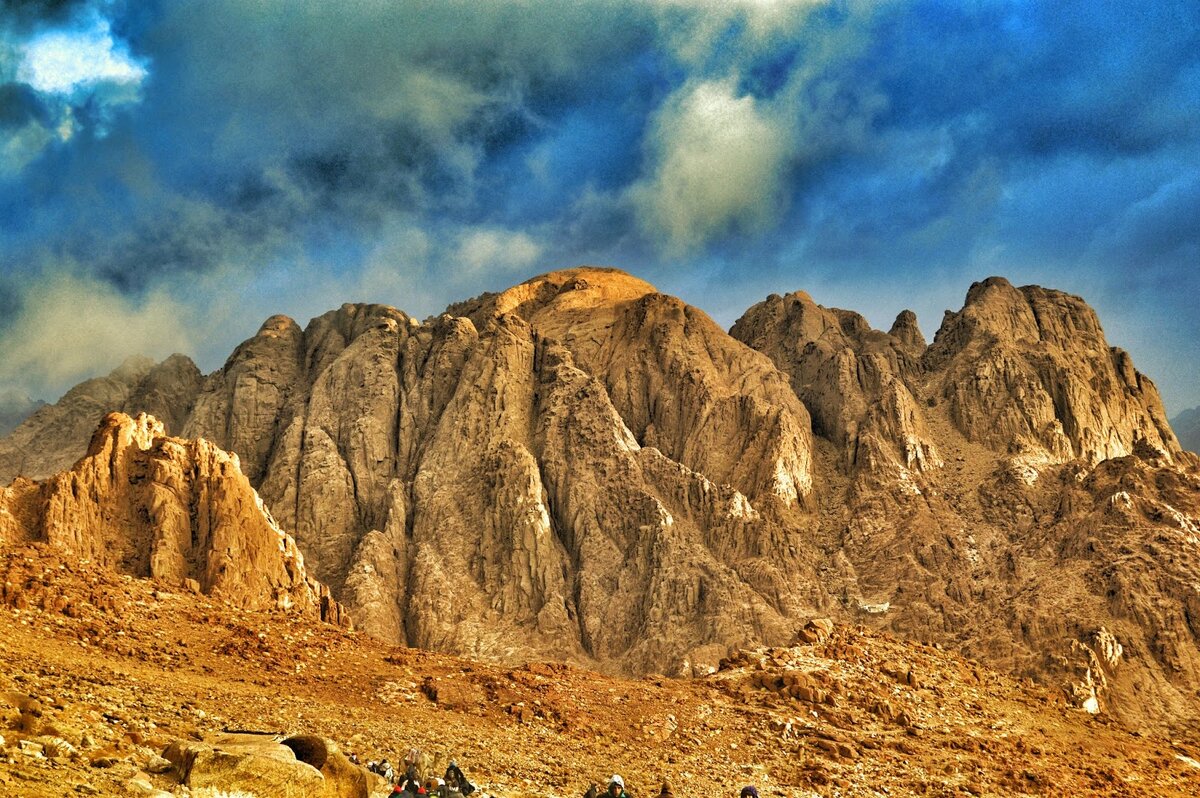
[[145, 753, 173, 774], [18, 740, 44, 757]]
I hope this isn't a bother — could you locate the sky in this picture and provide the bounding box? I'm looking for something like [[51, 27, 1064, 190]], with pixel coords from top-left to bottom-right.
[[1, 0, 1198, 413]]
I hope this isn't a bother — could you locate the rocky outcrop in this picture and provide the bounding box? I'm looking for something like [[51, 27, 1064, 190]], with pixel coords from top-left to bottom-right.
[[730, 292, 940, 476], [0, 355, 203, 484], [163, 732, 368, 797], [0, 412, 347, 624], [924, 277, 1180, 466]]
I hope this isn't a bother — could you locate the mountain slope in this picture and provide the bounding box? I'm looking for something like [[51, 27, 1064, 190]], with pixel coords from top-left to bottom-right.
[[1, 268, 1198, 736], [2, 554, 1199, 797]]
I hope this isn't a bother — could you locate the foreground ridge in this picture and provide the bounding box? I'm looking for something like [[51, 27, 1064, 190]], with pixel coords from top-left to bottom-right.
[[0, 549, 1198, 796]]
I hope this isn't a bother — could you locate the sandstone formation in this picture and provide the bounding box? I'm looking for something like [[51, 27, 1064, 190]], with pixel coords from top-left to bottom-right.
[[0, 354, 202, 484], [1, 268, 1199, 736], [0, 411, 347, 624]]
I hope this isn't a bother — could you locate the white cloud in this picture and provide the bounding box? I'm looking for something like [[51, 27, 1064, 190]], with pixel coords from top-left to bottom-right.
[[17, 17, 146, 94], [0, 272, 193, 400], [629, 79, 793, 255], [455, 227, 544, 274]]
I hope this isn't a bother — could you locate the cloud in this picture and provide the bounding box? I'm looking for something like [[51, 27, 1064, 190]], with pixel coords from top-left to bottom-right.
[[17, 15, 145, 93], [0, 2, 147, 173], [630, 79, 792, 255], [455, 227, 543, 274], [0, 270, 194, 399]]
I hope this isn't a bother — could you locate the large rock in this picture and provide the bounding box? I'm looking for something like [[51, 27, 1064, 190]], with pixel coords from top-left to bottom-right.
[[162, 733, 368, 798], [0, 412, 349, 623]]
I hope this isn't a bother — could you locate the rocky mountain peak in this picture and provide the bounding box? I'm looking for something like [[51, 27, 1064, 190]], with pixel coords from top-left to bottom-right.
[[730, 291, 938, 475], [925, 279, 1179, 464], [888, 309, 925, 354]]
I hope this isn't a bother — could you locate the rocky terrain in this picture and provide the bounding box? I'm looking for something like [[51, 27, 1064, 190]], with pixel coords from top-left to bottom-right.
[[2, 267, 1198, 738], [1171, 406, 1200, 454], [1, 544, 1198, 797]]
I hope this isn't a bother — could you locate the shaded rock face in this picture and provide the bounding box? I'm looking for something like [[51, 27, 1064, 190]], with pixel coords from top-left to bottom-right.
[[0, 354, 203, 484], [0, 391, 45, 437], [1172, 406, 1200, 454], [731, 292, 940, 477], [0, 412, 347, 625], [1, 268, 1198, 734]]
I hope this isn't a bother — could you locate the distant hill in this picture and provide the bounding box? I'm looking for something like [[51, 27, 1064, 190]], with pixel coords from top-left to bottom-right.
[[1172, 406, 1200, 453], [0, 390, 45, 436]]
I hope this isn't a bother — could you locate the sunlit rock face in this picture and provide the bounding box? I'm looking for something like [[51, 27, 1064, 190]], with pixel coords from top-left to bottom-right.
[[3, 269, 1200, 735], [0, 412, 347, 625]]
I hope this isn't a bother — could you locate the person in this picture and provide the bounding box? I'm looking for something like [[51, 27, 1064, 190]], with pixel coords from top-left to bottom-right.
[[379, 759, 396, 784], [657, 782, 674, 798], [445, 759, 475, 796], [400, 762, 422, 795], [740, 787, 759, 798], [392, 787, 405, 796], [607, 774, 630, 798]]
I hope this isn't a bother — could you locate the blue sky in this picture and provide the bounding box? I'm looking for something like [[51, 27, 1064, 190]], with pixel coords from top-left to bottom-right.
[[1, 0, 1198, 413]]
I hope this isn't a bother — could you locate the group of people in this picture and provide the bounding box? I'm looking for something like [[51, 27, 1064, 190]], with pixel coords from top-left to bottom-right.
[[347, 748, 477, 796], [351, 754, 760, 798], [589, 774, 761, 798]]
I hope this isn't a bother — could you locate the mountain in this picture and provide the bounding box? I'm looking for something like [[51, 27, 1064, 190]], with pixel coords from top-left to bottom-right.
[[1173, 406, 1200, 453], [0, 391, 45, 436], [2, 267, 1198, 736]]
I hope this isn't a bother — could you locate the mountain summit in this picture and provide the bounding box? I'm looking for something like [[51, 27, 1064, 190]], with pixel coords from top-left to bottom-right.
[[2, 268, 1197, 734]]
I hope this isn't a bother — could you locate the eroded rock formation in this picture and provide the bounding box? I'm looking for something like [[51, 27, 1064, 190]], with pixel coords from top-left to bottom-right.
[[0, 412, 347, 625]]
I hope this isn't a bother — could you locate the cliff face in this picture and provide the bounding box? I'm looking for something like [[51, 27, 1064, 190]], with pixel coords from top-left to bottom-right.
[[177, 269, 819, 673], [0, 412, 347, 625], [924, 277, 1180, 465], [2, 268, 1199, 733]]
